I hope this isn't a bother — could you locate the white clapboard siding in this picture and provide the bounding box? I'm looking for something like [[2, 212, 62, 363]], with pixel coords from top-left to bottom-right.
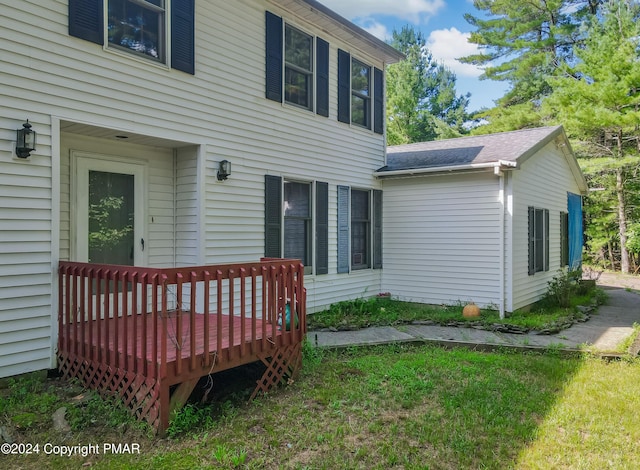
[[509, 142, 582, 311], [0, 0, 389, 375], [382, 173, 502, 307]]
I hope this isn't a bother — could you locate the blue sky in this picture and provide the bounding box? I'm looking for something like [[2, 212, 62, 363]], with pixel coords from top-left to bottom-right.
[[318, 0, 509, 111]]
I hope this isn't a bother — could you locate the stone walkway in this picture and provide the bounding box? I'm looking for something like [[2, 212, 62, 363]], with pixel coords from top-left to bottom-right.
[[311, 279, 640, 354]]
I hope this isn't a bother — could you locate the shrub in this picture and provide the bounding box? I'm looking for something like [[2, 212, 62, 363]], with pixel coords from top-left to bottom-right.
[[545, 269, 582, 308]]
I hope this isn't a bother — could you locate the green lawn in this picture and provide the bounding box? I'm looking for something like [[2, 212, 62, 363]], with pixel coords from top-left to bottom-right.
[[3, 344, 639, 469]]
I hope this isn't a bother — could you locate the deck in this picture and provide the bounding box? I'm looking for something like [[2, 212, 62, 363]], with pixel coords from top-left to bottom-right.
[[57, 259, 306, 434]]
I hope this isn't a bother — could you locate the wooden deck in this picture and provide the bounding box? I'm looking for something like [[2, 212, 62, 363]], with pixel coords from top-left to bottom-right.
[[57, 259, 306, 434]]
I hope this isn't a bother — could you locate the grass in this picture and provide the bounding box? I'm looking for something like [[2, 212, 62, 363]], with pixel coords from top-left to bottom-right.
[[307, 288, 607, 332], [2, 345, 639, 469]]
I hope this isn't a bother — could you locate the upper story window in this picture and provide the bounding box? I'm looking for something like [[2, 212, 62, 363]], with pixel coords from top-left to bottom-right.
[[284, 25, 313, 110], [350, 59, 371, 128], [265, 11, 329, 117], [108, 0, 166, 62], [338, 49, 384, 134], [68, 0, 194, 74]]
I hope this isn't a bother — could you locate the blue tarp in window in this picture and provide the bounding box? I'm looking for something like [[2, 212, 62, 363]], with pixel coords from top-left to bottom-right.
[[568, 192, 583, 270]]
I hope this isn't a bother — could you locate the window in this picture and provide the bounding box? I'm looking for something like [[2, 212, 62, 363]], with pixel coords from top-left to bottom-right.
[[351, 189, 370, 269], [337, 50, 384, 134], [68, 0, 195, 74], [284, 26, 313, 110], [108, 0, 166, 62], [265, 176, 329, 275], [350, 59, 371, 128], [265, 12, 329, 117], [337, 186, 382, 273], [528, 207, 550, 275]]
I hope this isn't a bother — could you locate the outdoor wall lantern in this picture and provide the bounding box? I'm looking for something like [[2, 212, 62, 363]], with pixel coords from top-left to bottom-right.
[[16, 120, 36, 158], [217, 159, 231, 181]]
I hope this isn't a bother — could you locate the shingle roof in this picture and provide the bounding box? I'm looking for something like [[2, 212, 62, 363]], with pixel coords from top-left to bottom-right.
[[379, 126, 564, 172]]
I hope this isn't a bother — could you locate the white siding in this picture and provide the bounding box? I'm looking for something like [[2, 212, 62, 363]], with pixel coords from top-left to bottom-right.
[[0, 0, 387, 375], [175, 147, 199, 267], [382, 172, 502, 308], [509, 142, 582, 311]]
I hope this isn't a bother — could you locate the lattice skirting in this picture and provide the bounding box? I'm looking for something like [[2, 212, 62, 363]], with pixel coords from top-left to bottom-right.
[[250, 343, 303, 400], [57, 352, 163, 431]]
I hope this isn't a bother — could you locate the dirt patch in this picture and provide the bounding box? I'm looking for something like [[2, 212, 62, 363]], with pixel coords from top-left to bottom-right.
[[597, 272, 640, 291]]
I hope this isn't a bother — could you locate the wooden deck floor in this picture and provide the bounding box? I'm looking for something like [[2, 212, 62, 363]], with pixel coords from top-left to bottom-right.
[[61, 312, 288, 385]]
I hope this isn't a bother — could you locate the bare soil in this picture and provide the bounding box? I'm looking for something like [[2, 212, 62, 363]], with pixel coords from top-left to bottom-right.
[[596, 271, 640, 291]]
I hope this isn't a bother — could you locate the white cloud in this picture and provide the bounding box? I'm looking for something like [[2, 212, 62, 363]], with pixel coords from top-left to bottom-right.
[[356, 18, 391, 40], [319, 0, 446, 24], [426, 27, 483, 77]]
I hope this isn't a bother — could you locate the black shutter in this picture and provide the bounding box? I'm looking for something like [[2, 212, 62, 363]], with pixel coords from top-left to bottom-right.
[[316, 38, 330, 117], [68, 0, 103, 45], [544, 209, 550, 272], [265, 11, 283, 102], [316, 182, 329, 274], [337, 185, 350, 273], [265, 175, 282, 258], [373, 190, 383, 269], [171, 0, 195, 74], [528, 206, 535, 276], [373, 68, 384, 134], [337, 49, 351, 124]]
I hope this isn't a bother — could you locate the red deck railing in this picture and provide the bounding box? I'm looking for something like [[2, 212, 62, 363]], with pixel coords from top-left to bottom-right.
[[57, 259, 306, 432]]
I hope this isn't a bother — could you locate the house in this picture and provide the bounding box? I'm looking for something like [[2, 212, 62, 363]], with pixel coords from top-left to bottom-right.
[[376, 126, 588, 317], [0, 0, 404, 393]]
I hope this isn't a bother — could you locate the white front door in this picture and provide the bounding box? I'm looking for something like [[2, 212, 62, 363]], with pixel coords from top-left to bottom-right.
[[73, 153, 146, 266]]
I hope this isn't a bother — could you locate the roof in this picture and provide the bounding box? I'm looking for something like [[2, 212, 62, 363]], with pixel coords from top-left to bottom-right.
[[270, 0, 404, 64], [376, 126, 588, 193]]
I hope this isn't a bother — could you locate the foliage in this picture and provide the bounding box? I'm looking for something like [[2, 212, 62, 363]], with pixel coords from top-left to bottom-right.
[[0, 375, 149, 438], [461, 0, 600, 107], [544, 269, 582, 308], [88, 195, 133, 249], [211, 444, 247, 468], [166, 403, 215, 439], [386, 25, 470, 144], [308, 288, 603, 332]]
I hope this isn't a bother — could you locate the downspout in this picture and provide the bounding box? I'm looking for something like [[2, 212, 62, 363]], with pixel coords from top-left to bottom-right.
[[496, 167, 506, 319]]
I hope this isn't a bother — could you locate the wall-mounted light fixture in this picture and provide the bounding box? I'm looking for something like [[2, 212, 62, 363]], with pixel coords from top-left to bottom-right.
[[217, 159, 231, 181], [16, 120, 36, 158]]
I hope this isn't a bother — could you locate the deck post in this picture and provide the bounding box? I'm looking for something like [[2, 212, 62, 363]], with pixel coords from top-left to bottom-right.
[[169, 378, 200, 417]]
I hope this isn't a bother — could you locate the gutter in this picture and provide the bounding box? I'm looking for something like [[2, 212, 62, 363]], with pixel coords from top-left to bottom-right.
[[374, 160, 518, 178]]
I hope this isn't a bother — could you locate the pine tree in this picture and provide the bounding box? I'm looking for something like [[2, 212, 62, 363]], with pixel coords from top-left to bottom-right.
[[386, 26, 469, 144]]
